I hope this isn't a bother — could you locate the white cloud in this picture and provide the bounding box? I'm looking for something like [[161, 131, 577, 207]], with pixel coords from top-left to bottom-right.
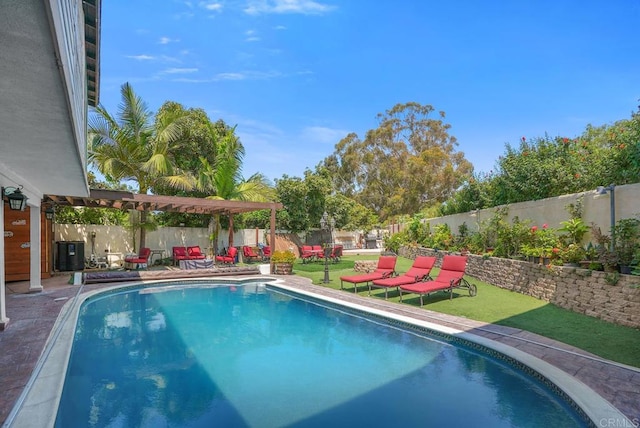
[[300, 126, 349, 145], [127, 54, 155, 61], [163, 67, 199, 74], [126, 54, 183, 63], [213, 70, 283, 81], [244, 0, 336, 15], [208, 111, 338, 180], [159, 55, 182, 63], [200, 1, 223, 12], [159, 36, 180, 44], [235, 122, 302, 180], [213, 72, 247, 81], [274, 25, 287, 30], [245, 29, 261, 42]]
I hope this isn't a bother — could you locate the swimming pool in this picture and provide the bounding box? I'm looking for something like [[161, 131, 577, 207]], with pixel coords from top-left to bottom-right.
[[48, 281, 592, 427], [3, 277, 632, 428]]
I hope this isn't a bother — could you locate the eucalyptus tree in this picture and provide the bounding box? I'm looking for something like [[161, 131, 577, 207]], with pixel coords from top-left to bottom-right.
[[322, 102, 472, 220], [88, 82, 191, 249]]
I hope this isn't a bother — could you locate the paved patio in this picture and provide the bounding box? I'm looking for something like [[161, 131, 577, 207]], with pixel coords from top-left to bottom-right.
[[1, 272, 639, 426]]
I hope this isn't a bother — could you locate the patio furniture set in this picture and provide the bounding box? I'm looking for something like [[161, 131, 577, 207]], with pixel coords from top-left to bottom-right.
[[300, 244, 343, 264], [339, 254, 477, 306]]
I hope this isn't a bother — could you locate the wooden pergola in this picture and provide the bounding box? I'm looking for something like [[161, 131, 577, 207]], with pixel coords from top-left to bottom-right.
[[43, 189, 283, 251]]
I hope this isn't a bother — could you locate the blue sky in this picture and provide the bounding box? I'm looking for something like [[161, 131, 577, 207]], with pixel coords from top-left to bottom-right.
[[98, 0, 640, 184]]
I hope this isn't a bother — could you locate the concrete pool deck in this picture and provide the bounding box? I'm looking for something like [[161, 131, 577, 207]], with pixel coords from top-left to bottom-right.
[[1, 273, 639, 426]]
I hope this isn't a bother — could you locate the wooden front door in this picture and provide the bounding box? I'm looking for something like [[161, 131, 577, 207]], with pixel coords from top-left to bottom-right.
[[3, 204, 51, 282]]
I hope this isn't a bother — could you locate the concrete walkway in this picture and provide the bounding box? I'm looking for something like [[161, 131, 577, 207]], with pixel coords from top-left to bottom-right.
[[1, 273, 639, 426]]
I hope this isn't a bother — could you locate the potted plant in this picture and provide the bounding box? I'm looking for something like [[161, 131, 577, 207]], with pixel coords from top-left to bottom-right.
[[519, 244, 539, 263], [559, 243, 585, 267], [590, 224, 618, 272], [613, 218, 640, 274], [558, 217, 589, 245], [271, 249, 296, 275], [580, 242, 602, 270]]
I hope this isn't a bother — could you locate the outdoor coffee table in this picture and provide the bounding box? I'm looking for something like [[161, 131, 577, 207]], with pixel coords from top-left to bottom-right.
[[179, 259, 214, 269]]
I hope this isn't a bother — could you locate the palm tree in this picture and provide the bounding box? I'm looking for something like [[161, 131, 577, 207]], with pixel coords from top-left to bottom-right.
[[88, 82, 191, 249], [195, 131, 275, 254]]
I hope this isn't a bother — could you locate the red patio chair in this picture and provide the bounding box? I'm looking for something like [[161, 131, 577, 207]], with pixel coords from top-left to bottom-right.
[[172, 246, 189, 266], [242, 245, 261, 263], [312, 245, 324, 259], [187, 246, 206, 260], [215, 246, 238, 265], [399, 255, 477, 306], [124, 247, 151, 270]]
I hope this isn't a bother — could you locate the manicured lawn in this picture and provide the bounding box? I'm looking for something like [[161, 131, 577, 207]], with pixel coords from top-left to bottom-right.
[[293, 255, 640, 368]]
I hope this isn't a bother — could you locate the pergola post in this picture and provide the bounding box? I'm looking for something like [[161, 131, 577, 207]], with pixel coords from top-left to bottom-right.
[[270, 204, 276, 274]]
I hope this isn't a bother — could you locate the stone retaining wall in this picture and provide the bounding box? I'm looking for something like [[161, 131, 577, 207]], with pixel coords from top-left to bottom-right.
[[354, 260, 378, 273], [399, 246, 640, 329]]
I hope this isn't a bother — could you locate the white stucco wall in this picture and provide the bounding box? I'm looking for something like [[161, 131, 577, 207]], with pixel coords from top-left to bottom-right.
[[393, 183, 640, 239]]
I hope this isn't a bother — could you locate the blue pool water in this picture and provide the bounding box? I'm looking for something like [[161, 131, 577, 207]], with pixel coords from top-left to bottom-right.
[[55, 283, 588, 427]]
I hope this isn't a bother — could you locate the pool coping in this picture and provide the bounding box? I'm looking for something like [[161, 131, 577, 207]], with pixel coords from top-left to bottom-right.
[[270, 281, 630, 427], [4, 276, 635, 427]]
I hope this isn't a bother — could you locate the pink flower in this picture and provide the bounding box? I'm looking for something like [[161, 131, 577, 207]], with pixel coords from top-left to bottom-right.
[[531, 226, 538, 232], [542, 224, 548, 229]]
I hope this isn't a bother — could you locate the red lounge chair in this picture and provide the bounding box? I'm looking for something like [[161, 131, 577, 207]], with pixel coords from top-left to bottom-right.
[[370, 256, 436, 299], [399, 255, 477, 306], [124, 247, 151, 270], [215, 246, 238, 265], [187, 246, 206, 260], [172, 246, 189, 266], [242, 245, 261, 263], [339, 255, 397, 293]]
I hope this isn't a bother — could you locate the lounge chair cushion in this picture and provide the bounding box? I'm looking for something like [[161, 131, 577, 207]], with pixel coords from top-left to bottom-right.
[[187, 246, 206, 259], [400, 255, 467, 293], [173, 246, 189, 260], [372, 256, 436, 287], [124, 247, 151, 263], [339, 255, 398, 286]]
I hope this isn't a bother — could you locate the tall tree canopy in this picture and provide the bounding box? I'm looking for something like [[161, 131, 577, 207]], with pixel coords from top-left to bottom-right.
[[322, 102, 472, 221], [194, 131, 274, 250], [440, 104, 640, 215], [88, 83, 191, 249]]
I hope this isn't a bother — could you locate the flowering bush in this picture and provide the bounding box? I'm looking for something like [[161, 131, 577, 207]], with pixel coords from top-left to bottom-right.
[[559, 244, 586, 264], [271, 250, 296, 264], [532, 224, 560, 258]]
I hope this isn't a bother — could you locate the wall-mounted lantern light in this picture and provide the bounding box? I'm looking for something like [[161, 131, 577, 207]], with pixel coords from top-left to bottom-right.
[[2, 186, 28, 211], [45, 206, 55, 220]]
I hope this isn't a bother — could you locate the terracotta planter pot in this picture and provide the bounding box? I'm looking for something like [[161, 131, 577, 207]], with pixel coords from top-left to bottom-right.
[[274, 262, 293, 275]]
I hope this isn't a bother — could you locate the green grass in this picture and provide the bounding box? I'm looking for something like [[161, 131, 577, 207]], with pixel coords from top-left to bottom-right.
[[292, 255, 640, 368]]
